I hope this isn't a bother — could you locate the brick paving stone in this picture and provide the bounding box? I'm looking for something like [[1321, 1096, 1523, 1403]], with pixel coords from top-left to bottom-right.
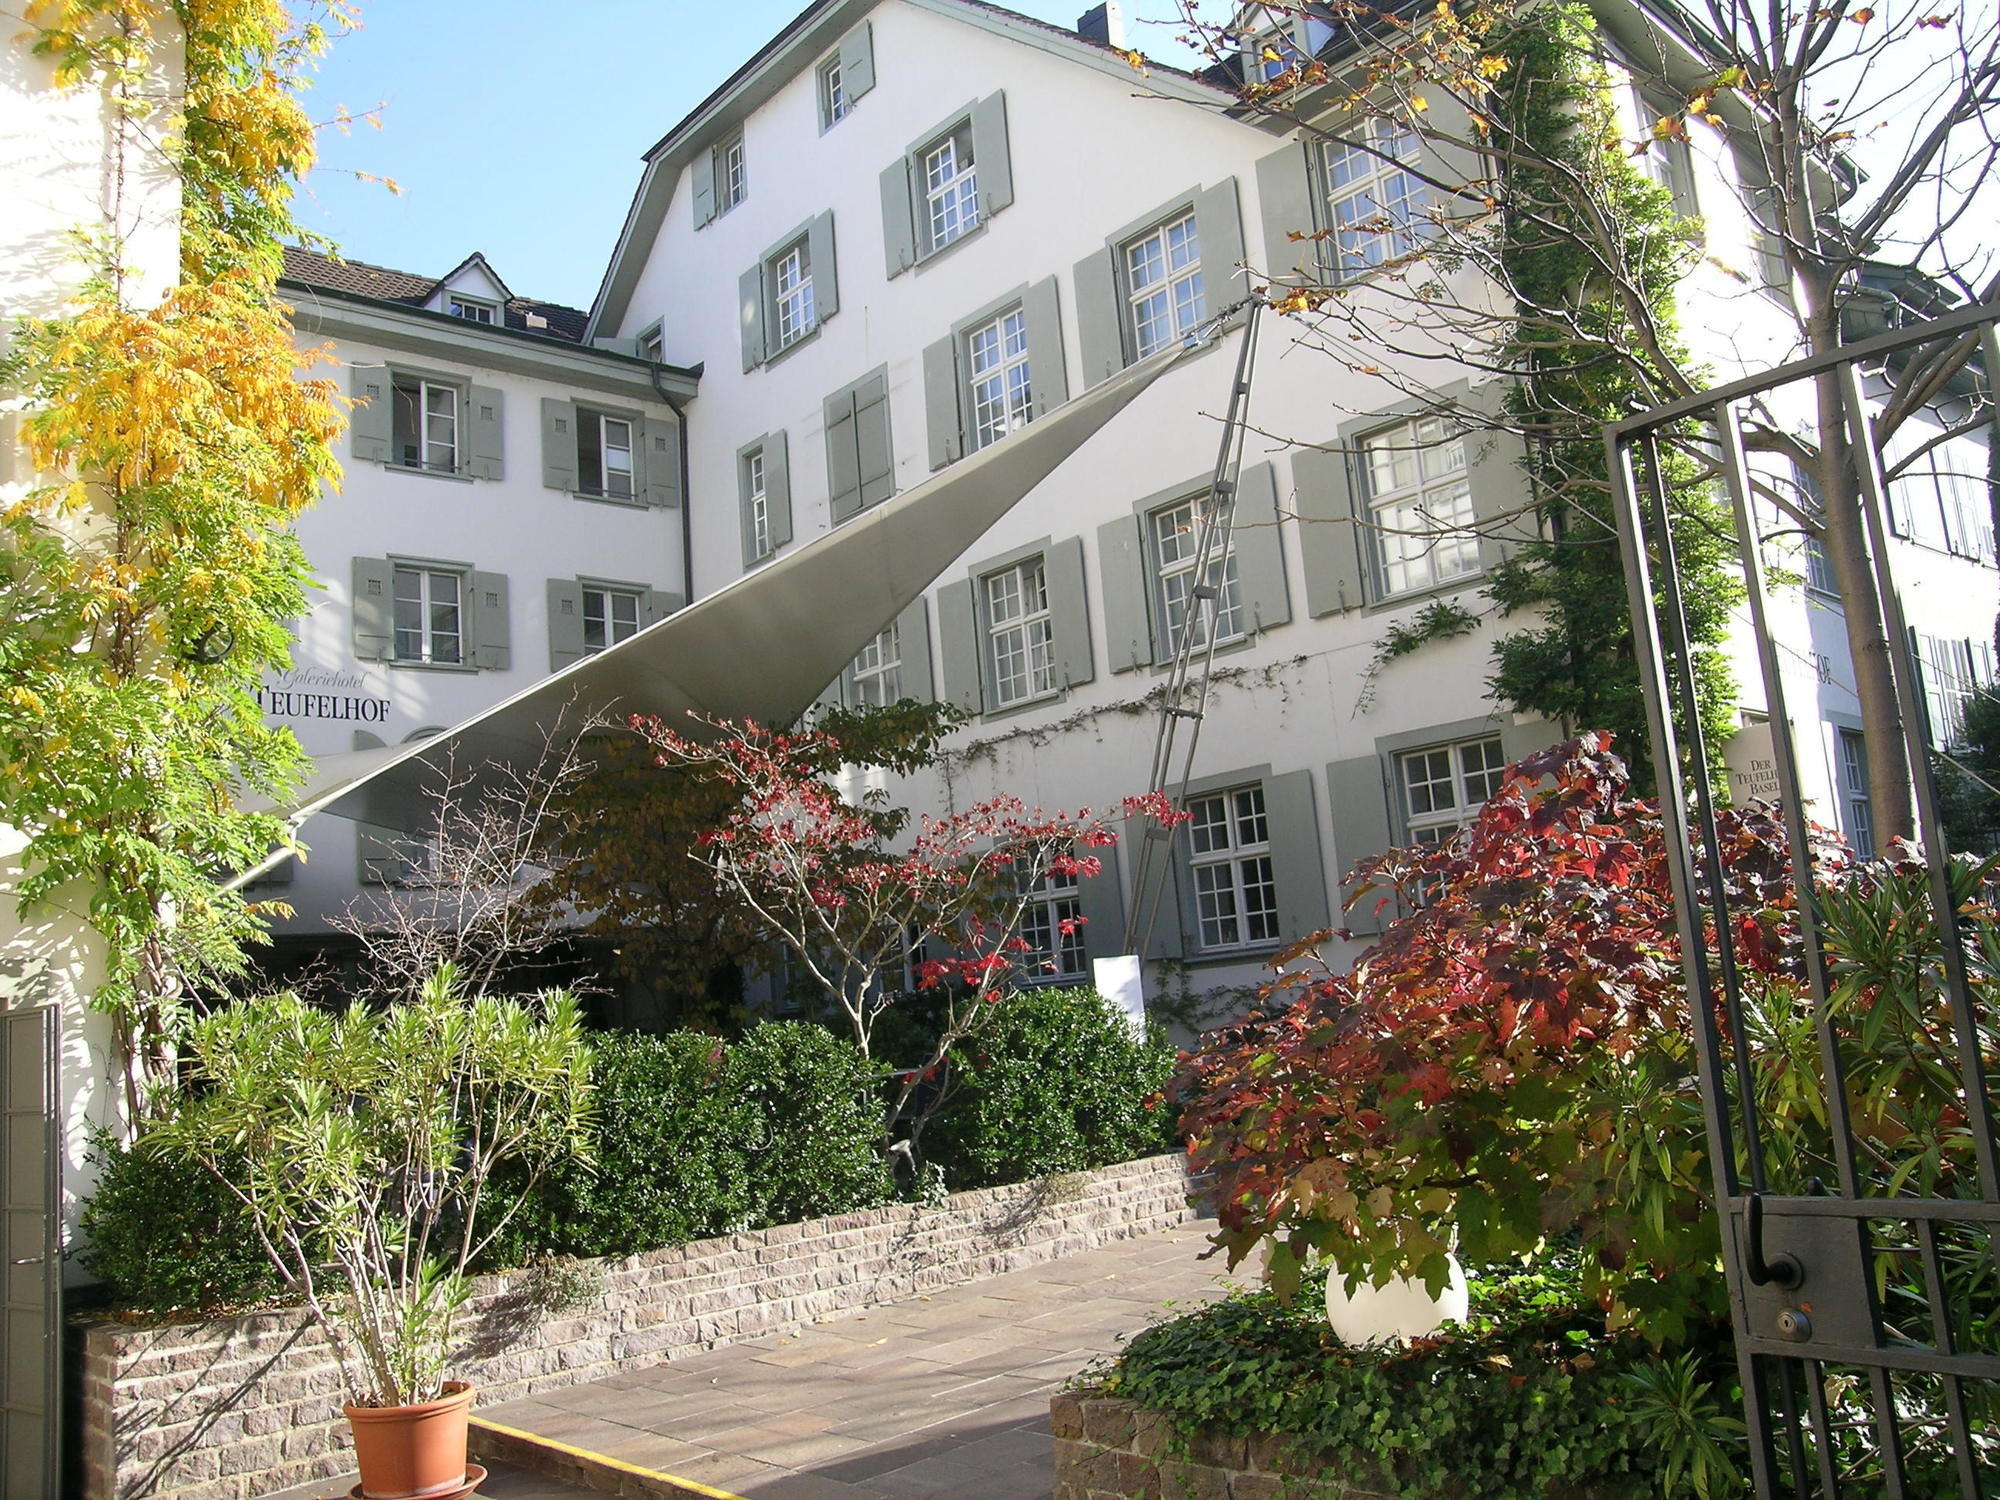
[[488, 1220, 1239, 1500]]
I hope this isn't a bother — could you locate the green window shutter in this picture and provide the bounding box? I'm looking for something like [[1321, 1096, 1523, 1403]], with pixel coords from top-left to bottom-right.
[[1255, 142, 1318, 285], [540, 398, 577, 492], [765, 430, 794, 549], [824, 387, 862, 521], [1076, 845, 1127, 961], [1193, 177, 1247, 303], [1072, 246, 1123, 390], [547, 578, 586, 671], [1046, 535, 1095, 689], [467, 571, 511, 671], [349, 364, 391, 464], [970, 92, 1013, 216], [1264, 769, 1329, 943], [1097, 513, 1150, 674], [1500, 717, 1560, 767], [1463, 381, 1532, 572], [465, 385, 504, 480], [808, 210, 839, 323], [896, 596, 934, 702], [739, 265, 767, 371], [1138, 830, 1184, 960], [1023, 276, 1067, 412], [351, 555, 394, 661], [638, 414, 682, 508], [692, 150, 717, 227], [1292, 443, 1366, 616], [641, 589, 684, 625], [357, 822, 410, 886], [840, 21, 876, 99], [922, 335, 962, 470], [879, 158, 917, 278], [1233, 461, 1292, 633], [935, 578, 983, 714], [1325, 753, 1395, 934], [855, 371, 895, 508], [352, 730, 386, 752]]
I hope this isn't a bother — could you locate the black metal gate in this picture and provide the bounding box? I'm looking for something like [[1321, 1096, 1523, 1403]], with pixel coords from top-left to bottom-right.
[[1608, 301, 2000, 1496], [0, 1002, 60, 1500]]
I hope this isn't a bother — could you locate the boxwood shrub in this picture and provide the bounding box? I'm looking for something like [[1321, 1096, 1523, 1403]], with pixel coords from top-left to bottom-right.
[[78, 1133, 277, 1317]]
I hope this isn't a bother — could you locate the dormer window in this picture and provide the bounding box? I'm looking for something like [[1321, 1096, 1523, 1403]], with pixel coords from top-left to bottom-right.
[[448, 296, 498, 324]]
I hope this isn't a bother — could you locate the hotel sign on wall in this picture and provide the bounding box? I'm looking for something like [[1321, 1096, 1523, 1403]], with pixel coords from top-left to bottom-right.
[[256, 667, 392, 724]]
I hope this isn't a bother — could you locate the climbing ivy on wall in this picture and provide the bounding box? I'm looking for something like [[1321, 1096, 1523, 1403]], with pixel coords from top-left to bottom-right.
[[3, 0, 348, 1121], [1482, 3, 1740, 782]]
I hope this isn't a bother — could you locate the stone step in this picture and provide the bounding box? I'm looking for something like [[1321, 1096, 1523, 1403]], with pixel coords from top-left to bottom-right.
[[262, 1456, 604, 1500], [469, 1415, 751, 1500]]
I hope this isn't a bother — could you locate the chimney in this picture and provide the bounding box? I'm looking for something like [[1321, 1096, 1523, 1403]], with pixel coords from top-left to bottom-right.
[[1076, 1, 1126, 49]]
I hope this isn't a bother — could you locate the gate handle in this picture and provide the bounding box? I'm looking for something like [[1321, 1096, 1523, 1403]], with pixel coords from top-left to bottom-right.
[[1745, 1194, 1803, 1289]]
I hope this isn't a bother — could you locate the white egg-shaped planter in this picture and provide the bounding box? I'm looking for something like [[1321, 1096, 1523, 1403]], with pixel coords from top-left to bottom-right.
[[1325, 1257, 1470, 1346]]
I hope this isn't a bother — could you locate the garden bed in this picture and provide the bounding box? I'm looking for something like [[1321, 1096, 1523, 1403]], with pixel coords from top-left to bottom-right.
[[79, 1151, 1193, 1500]]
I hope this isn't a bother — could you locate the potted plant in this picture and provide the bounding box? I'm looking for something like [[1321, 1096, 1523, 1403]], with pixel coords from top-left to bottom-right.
[[153, 964, 592, 1499]]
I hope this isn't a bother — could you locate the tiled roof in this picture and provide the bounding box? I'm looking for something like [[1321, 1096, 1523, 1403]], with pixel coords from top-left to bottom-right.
[[280, 246, 592, 344]]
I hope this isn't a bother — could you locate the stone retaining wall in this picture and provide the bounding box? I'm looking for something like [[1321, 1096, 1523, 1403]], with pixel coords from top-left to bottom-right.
[[80, 1153, 1193, 1500], [1051, 1392, 1382, 1500]]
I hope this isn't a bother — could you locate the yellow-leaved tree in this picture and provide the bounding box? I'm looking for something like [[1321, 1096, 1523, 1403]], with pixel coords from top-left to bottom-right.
[[3, 0, 350, 1122]]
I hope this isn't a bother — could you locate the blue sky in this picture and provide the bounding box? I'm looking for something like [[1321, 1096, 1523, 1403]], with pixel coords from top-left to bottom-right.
[[298, 1, 1204, 312]]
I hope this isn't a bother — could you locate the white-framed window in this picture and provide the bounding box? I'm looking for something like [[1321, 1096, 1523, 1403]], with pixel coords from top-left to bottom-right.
[[720, 134, 747, 211], [1362, 416, 1480, 595], [1805, 531, 1839, 595], [1188, 785, 1279, 950], [923, 129, 979, 252], [1839, 729, 1873, 858], [1125, 212, 1205, 358], [1016, 859, 1086, 982], [818, 55, 849, 127], [773, 242, 814, 351], [391, 376, 459, 473], [1321, 118, 1430, 281], [447, 296, 497, 324], [965, 307, 1032, 451], [985, 557, 1055, 707], [1152, 496, 1242, 651], [744, 447, 771, 560], [581, 586, 641, 656], [1398, 736, 1507, 844], [392, 566, 463, 665], [578, 412, 634, 500], [850, 622, 902, 707]]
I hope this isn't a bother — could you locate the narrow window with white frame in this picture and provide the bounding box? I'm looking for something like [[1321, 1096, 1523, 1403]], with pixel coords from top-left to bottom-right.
[[1188, 786, 1278, 950], [1321, 119, 1431, 281], [1399, 736, 1507, 844], [744, 447, 771, 560], [1016, 858, 1086, 982], [719, 134, 747, 211], [1153, 497, 1242, 652], [850, 622, 903, 707], [1839, 729, 1873, 857], [965, 307, 1032, 451], [773, 241, 814, 351], [924, 129, 979, 252], [1363, 416, 1480, 595], [392, 376, 458, 473], [581, 586, 641, 656], [577, 411, 634, 499], [1125, 211, 1205, 358], [985, 557, 1055, 706], [392, 566, 462, 665], [818, 55, 849, 127]]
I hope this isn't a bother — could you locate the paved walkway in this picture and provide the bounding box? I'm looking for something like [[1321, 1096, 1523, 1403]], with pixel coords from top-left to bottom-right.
[[474, 1219, 1244, 1500]]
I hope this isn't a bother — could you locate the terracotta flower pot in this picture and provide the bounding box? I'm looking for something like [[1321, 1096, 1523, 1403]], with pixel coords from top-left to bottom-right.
[[344, 1381, 475, 1500]]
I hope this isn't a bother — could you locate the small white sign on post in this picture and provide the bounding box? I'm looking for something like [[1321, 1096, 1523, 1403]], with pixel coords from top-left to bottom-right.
[[1092, 954, 1147, 1036]]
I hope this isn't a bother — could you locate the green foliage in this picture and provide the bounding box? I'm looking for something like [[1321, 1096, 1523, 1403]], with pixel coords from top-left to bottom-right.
[[1093, 1253, 1745, 1499], [78, 1132, 276, 1316], [925, 988, 1178, 1190], [1484, 5, 1739, 785], [730, 1021, 895, 1223], [1934, 684, 2000, 856], [150, 966, 593, 1405]]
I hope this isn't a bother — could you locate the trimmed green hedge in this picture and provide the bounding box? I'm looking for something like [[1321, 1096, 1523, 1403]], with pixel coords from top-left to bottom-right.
[[79, 1135, 276, 1316]]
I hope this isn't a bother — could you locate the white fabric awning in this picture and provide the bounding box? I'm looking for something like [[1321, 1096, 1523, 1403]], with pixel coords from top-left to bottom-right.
[[242, 331, 1217, 866]]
